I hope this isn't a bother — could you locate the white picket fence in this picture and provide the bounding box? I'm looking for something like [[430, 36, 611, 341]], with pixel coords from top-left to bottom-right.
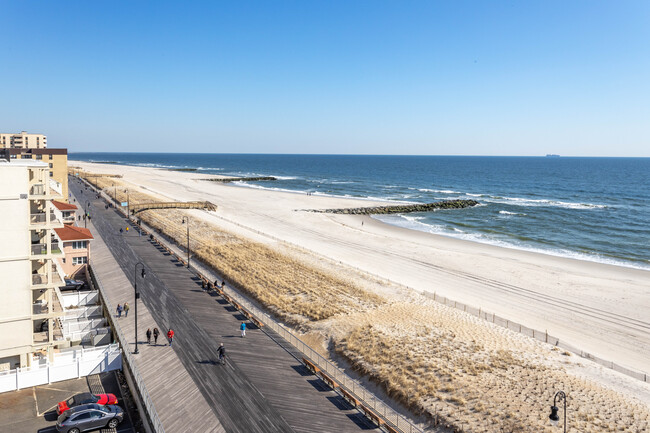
[[61, 290, 99, 308], [0, 344, 121, 393]]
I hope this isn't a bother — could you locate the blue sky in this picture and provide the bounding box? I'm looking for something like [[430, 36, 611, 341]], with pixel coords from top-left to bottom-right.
[[1, 1, 649, 156]]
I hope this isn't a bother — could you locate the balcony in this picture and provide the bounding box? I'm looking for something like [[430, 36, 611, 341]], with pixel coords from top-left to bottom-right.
[[32, 273, 48, 286], [32, 298, 64, 316], [29, 183, 46, 197], [31, 243, 47, 256], [30, 242, 63, 258], [31, 269, 64, 288], [29, 212, 62, 228], [33, 328, 64, 345]]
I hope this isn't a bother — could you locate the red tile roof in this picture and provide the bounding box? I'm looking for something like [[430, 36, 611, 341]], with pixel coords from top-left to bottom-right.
[[54, 225, 94, 241], [52, 200, 78, 211]]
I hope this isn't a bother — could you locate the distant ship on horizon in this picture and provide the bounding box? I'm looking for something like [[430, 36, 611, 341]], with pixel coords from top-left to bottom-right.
[[546, 154, 560, 157]]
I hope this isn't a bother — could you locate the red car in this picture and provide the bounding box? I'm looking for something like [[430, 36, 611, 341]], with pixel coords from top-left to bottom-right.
[[57, 393, 118, 415]]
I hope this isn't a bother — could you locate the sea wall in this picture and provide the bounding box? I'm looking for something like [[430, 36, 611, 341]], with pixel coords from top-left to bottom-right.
[[307, 199, 479, 215]]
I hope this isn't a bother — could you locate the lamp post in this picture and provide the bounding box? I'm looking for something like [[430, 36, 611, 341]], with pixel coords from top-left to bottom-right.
[[85, 200, 91, 228], [133, 262, 146, 354], [181, 216, 190, 268], [549, 390, 567, 432], [126, 189, 130, 221]]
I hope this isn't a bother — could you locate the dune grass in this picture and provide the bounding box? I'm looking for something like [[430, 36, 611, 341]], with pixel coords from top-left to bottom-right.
[[334, 302, 650, 432]]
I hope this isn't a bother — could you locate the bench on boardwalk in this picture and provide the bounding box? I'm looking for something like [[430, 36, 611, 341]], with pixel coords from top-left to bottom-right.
[[250, 316, 264, 328], [359, 404, 385, 427], [340, 388, 360, 407], [319, 371, 339, 390], [302, 357, 320, 374], [384, 423, 401, 433]]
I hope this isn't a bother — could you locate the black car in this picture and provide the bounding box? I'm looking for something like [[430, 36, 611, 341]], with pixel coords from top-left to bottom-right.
[[56, 403, 124, 433], [61, 279, 86, 291]]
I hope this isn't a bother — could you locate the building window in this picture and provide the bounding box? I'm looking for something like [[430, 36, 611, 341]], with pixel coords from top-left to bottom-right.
[[49, 154, 53, 160], [49, 163, 53, 168], [36, 154, 42, 160], [23, 154, 32, 159], [62, 258, 66, 263], [10, 154, 16, 159], [72, 256, 88, 265], [71, 241, 87, 249], [50, 171, 53, 177]]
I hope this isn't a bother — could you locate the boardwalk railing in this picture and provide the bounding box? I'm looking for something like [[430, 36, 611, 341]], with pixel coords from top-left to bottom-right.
[[88, 264, 166, 433]]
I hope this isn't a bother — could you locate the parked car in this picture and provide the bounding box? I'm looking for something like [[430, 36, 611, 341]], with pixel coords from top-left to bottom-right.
[[56, 403, 124, 433], [61, 279, 86, 291], [57, 393, 118, 415]]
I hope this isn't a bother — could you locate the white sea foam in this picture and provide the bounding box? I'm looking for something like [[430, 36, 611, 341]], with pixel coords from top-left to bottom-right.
[[373, 215, 649, 271], [418, 188, 460, 194], [482, 195, 606, 210], [498, 210, 527, 216]]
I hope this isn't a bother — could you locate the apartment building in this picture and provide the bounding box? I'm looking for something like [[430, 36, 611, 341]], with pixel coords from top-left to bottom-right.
[[0, 131, 47, 148], [1, 148, 68, 202], [0, 160, 69, 370]]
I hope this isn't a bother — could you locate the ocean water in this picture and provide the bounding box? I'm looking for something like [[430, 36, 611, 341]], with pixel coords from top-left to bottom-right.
[[71, 153, 650, 270]]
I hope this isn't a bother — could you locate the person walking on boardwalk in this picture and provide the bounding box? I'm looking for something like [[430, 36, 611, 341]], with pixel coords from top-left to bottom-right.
[[153, 327, 159, 345], [116, 304, 123, 318], [124, 302, 130, 317], [146, 328, 152, 344], [217, 343, 226, 364], [167, 328, 174, 346], [240, 321, 246, 338]]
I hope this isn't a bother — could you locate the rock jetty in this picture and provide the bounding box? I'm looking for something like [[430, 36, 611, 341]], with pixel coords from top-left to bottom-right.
[[307, 200, 479, 215], [201, 176, 277, 183]]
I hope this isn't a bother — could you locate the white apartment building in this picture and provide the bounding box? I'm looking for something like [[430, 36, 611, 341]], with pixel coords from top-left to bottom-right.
[[0, 131, 47, 149], [0, 159, 68, 370]]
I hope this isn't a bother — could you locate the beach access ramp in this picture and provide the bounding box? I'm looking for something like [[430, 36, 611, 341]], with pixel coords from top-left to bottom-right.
[[129, 201, 217, 213]]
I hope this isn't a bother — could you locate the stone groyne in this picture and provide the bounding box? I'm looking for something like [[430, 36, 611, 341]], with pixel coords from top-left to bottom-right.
[[201, 176, 277, 183], [306, 199, 479, 215]]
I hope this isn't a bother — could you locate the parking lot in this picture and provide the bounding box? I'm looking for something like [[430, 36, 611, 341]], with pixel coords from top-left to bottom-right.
[[0, 372, 135, 433]]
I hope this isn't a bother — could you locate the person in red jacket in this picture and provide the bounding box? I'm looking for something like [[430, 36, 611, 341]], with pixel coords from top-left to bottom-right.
[[167, 328, 174, 347]]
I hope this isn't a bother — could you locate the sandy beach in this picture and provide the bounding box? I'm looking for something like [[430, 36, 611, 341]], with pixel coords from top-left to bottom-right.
[[72, 161, 650, 430], [72, 161, 650, 374]]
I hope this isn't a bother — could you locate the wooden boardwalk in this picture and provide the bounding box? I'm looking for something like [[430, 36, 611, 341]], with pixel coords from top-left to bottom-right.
[[72, 179, 224, 433], [72, 178, 376, 433], [131, 200, 217, 213]]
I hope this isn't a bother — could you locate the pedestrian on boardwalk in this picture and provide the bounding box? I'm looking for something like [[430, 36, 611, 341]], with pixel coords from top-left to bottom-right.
[[146, 328, 152, 344], [124, 302, 130, 317], [116, 304, 123, 318], [153, 328, 159, 345], [240, 321, 246, 338], [167, 328, 174, 346], [120, 228, 123, 234]]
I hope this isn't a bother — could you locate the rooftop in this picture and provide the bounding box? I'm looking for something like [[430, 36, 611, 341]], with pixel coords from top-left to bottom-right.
[[54, 225, 94, 241], [52, 200, 78, 211]]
